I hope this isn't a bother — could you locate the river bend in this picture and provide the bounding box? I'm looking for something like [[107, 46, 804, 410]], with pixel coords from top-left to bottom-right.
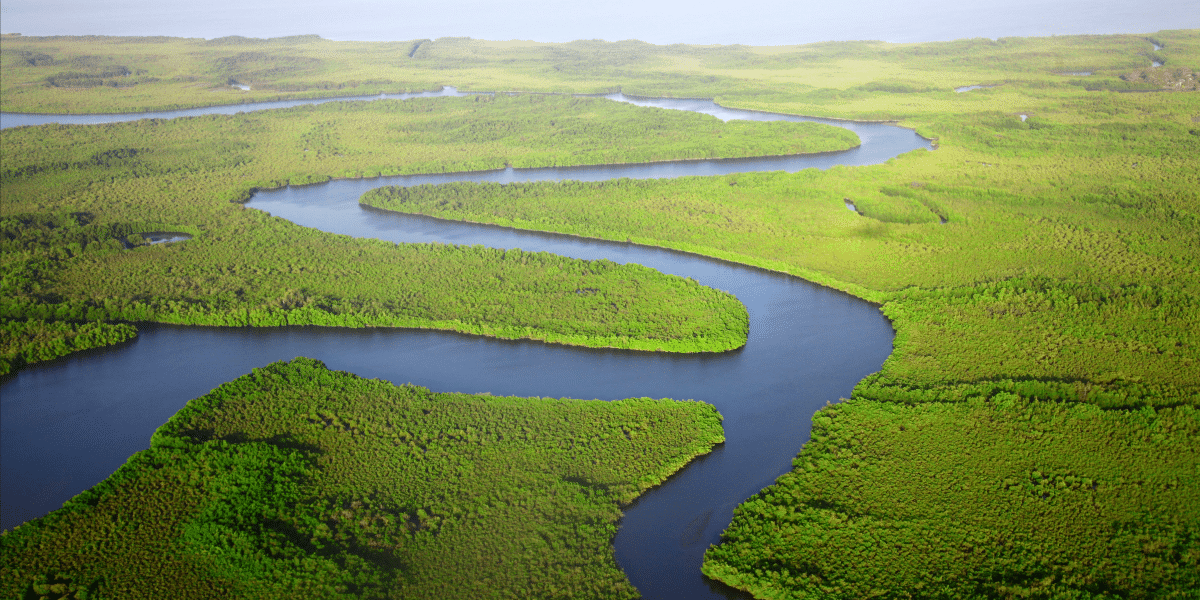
[[0, 91, 930, 599]]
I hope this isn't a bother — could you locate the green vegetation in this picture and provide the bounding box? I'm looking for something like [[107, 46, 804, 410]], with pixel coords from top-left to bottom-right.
[[0, 318, 136, 374], [1, 32, 1195, 115], [702, 397, 1199, 598], [0, 95, 856, 374], [359, 103, 1200, 406], [345, 32, 1199, 596], [4, 30, 1200, 597], [0, 357, 725, 599]]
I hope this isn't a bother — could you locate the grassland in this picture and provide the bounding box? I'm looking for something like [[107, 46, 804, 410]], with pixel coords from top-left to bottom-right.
[[2, 30, 1199, 598], [0, 358, 725, 599]]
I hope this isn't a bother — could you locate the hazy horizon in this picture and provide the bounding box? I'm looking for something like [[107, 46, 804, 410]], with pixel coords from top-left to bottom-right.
[[2, 0, 1197, 46]]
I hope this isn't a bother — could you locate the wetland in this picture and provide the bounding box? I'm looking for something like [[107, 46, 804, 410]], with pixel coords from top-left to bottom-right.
[[2, 31, 1197, 599], [1, 90, 918, 599]]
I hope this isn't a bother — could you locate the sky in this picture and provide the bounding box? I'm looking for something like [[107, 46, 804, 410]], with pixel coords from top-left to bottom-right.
[[1, 0, 1197, 45]]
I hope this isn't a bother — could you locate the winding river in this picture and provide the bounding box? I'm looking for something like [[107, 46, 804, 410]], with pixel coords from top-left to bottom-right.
[[0, 90, 931, 599]]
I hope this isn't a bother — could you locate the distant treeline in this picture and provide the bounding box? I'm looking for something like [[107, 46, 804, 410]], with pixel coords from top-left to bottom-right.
[[2, 31, 1192, 113]]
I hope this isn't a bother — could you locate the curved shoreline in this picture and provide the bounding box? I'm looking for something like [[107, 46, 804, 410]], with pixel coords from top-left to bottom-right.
[[1, 84, 933, 140], [0, 86, 461, 117], [0, 86, 922, 133], [246, 179, 899, 600], [238, 139, 866, 197], [4, 90, 921, 600], [356, 203, 889, 307]]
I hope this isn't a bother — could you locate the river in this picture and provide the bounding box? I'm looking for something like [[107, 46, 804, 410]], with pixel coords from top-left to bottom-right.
[[0, 91, 930, 599]]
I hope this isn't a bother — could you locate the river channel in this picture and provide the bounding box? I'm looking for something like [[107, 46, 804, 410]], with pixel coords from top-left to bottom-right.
[[0, 91, 931, 599]]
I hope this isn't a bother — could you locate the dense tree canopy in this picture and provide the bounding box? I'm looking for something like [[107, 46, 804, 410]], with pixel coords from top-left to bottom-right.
[[2, 29, 1198, 598], [1, 358, 725, 599]]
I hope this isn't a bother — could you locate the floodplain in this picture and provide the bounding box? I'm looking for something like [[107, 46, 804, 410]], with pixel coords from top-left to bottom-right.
[[1, 30, 1198, 599]]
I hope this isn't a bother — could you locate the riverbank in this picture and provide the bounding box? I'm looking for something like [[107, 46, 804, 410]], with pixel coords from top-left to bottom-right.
[[2, 31, 1197, 599], [0, 358, 726, 599], [3, 94, 864, 373]]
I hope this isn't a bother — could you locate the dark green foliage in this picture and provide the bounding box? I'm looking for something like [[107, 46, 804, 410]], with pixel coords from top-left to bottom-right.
[[855, 80, 937, 94], [0, 318, 136, 375], [1, 358, 725, 599], [1, 147, 143, 180], [44, 66, 133, 88], [702, 397, 1200, 599], [212, 52, 325, 85], [335, 42, 1200, 597], [4, 30, 1200, 598], [0, 212, 141, 374], [2, 214, 749, 353], [1, 49, 56, 67], [872, 280, 1200, 406]]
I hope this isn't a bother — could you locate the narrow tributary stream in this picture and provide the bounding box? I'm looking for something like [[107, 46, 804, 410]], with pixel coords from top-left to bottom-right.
[[1, 91, 931, 599]]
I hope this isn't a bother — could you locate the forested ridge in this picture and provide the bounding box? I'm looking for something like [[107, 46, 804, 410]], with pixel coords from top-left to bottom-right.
[[3, 30, 1199, 599], [0, 358, 725, 599]]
